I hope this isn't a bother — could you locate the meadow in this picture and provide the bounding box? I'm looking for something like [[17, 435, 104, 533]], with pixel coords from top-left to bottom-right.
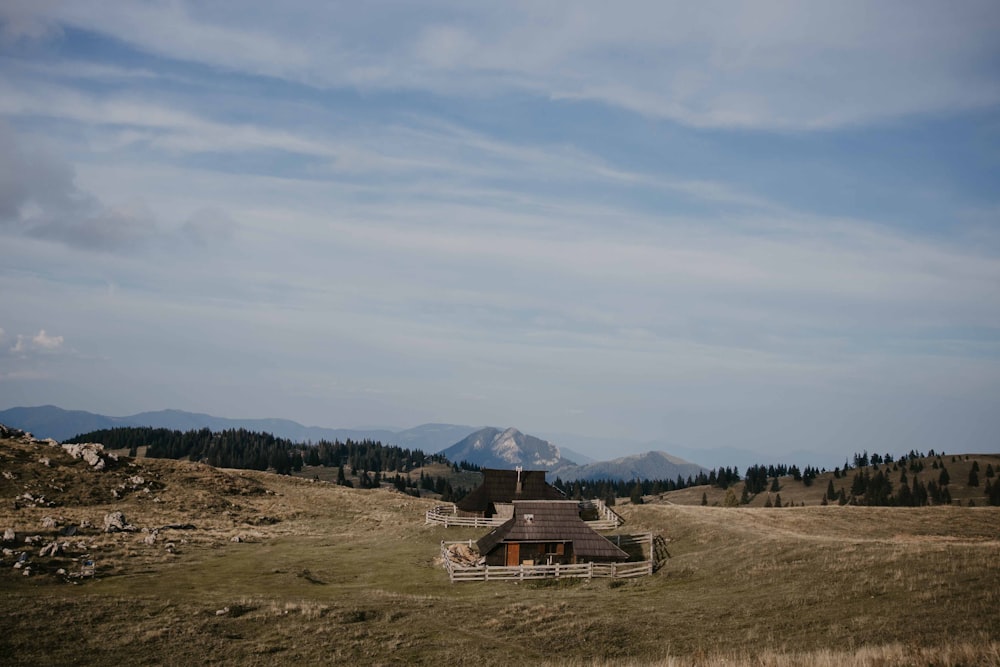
[[1, 437, 998, 666]]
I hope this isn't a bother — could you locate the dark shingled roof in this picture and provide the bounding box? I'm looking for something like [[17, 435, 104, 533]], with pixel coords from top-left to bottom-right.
[[476, 500, 629, 561], [456, 468, 565, 515]]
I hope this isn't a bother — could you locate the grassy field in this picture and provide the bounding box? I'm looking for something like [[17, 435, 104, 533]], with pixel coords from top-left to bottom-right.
[[2, 434, 999, 665]]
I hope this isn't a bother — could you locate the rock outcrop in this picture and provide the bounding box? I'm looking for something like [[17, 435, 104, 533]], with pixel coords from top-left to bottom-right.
[[103, 511, 137, 533]]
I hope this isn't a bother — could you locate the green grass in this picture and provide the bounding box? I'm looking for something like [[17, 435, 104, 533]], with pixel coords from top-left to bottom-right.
[[2, 440, 999, 665]]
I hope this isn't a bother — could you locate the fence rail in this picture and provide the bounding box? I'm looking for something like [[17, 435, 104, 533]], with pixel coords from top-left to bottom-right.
[[426, 499, 625, 529], [440, 534, 657, 583]]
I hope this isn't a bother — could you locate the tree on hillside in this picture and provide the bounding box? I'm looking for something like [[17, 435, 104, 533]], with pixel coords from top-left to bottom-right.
[[895, 479, 914, 507], [939, 466, 950, 487], [630, 481, 644, 505], [770, 477, 780, 492], [701, 492, 708, 506], [773, 493, 782, 508], [826, 479, 836, 501], [986, 479, 1000, 506], [969, 468, 979, 487]]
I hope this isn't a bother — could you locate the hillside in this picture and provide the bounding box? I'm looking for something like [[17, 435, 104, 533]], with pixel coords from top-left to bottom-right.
[[655, 453, 1000, 508], [2, 425, 999, 665], [553, 450, 705, 482]]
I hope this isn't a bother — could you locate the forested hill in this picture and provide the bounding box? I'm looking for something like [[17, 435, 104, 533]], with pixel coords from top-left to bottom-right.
[[64, 426, 445, 476]]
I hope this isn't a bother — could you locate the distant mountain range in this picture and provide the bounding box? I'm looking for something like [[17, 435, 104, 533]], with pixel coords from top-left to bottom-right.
[[0, 405, 477, 453], [439, 426, 706, 482], [552, 450, 706, 483], [1, 406, 710, 482]]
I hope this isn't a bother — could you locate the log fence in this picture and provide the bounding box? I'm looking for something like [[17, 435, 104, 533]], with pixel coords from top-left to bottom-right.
[[426, 499, 624, 529], [440, 533, 658, 583]]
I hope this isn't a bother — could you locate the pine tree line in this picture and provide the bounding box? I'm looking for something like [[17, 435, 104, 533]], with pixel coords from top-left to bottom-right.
[[65, 426, 445, 477]]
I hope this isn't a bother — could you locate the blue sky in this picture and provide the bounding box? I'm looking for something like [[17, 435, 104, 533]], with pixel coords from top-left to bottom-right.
[[0, 1, 998, 463]]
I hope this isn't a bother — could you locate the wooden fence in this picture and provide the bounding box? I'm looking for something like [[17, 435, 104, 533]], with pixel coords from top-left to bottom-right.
[[426, 499, 624, 529], [440, 533, 657, 583]]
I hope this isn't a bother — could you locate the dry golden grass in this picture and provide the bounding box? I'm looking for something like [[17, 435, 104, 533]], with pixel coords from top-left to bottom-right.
[[2, 435, 999, 665]]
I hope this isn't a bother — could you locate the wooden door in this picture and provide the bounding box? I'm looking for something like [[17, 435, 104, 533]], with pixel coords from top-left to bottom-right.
[[506, 543, 520, 566]]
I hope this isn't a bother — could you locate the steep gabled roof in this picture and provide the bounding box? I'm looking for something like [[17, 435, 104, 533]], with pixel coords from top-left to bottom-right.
[[476, 500, 629, 561], [456, 468, 564, 514]]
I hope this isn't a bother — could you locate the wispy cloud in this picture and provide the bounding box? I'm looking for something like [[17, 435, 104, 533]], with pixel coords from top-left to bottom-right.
[[0, 1, 997, 454], [8, 1, 997, 130]]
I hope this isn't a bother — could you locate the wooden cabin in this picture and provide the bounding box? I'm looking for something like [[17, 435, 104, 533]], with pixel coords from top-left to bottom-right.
[[476, 500, 629, 566], [456, 467, 565, 518]]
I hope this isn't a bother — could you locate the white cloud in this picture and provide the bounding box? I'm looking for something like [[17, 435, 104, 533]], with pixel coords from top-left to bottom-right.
[[32, 329, 63, 350], [0, 121, 242, 252], [8, 328, 64, 355]]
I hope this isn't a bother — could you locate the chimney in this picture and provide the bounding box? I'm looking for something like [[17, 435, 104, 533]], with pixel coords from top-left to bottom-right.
[[515, 466, 523, 495]]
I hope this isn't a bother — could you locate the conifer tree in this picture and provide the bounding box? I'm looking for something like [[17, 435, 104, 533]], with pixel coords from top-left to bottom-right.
[[630, 481, 644, 505]]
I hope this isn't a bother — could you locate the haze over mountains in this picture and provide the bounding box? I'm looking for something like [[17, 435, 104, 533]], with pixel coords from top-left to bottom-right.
[[0, 405, 474, 453], [0, 405, 711, 481]]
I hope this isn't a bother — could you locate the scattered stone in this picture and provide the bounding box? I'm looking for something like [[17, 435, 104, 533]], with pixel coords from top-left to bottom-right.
[[59, 525, 78, 537], [127, 475, 144, 487], [56, 568, 67, 576], [215, 607, 230, 616], [22, 567, 30, 576], [2, 548, 12, 557], [230, 535, 242, 543], [38, 457, 51, 467], [164, 542, 176, 553], [25, 535, 43, 545], [42, 516, 58, 529], [2, 471, 15, 480], [103, 511, 137, 533], [2, 528, 14, 543], [143, 530, 159, 545], [13, 561, 22, 569], [39, 541, 63, 557], [79, 520, 93, 529]]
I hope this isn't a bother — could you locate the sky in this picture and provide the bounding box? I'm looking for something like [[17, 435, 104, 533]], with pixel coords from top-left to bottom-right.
[[0, 1, 998, 463]]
